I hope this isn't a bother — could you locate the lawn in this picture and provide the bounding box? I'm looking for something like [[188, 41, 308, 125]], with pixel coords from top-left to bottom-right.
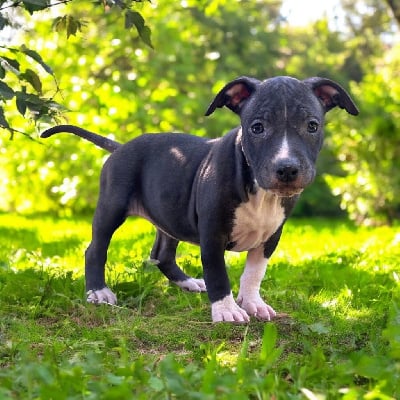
[[0, 213, 399, 399]]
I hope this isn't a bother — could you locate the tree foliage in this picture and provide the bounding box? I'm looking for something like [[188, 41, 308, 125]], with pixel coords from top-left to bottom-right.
[[0, 0, 151, 136], [326, 44, 400, 225], [0, 0, 399, 224]]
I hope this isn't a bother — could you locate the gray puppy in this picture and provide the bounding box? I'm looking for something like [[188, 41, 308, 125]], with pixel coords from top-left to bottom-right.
[[41, 76, 358, 322]]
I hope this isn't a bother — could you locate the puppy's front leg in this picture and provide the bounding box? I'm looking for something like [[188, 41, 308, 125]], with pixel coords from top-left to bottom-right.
[[200, 238, 249, 323], [236, 226, 283, 320], [236, 246, 276, 321]]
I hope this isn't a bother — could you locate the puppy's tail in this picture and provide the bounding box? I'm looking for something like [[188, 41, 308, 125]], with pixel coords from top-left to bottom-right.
[[40, 125, 122, 153]]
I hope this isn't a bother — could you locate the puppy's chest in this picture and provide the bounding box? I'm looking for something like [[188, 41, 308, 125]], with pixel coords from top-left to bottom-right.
[[229, 190, 285, 252]]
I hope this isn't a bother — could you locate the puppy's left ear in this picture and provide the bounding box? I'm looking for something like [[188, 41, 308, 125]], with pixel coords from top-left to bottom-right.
[[303, 77, 359, 116], [205, 76, 260, 116]]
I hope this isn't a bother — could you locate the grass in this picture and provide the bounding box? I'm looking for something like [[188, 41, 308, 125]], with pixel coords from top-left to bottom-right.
[[0, 213, 399, 399]]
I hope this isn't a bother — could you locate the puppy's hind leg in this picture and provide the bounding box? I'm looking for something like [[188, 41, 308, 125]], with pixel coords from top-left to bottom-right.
[[85, 194, 128, 305], [150, 230, 206, 292]]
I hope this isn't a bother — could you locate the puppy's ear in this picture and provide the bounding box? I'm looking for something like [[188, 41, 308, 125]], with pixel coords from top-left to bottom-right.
[[205, 76, 260, 116], [303, 77, 359, 116]]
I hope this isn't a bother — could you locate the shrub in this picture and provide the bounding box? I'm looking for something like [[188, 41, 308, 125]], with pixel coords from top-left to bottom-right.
[[325, 43, 400, 225]]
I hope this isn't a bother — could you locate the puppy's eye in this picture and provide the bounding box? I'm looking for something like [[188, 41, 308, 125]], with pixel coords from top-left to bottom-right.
[[250, 122, 264, 135], [307, 120, 319, 133]]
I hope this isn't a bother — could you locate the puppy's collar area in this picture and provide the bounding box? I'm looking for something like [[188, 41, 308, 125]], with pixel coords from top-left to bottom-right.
[[237, 127, 251, 168]]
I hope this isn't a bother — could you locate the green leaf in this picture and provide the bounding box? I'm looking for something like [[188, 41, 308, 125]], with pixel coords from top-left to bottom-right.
[[308, 322, 331, 334], [13, 91, 47, 118], [52, 16, 83, 39], [0, 57, 20, 76], [22, 0, 49, 15], [20, 46, 54, 75], [65, 15, 82, 39], [383, 299, 400, 358], [148, 376, 164, 392], [14, 91, 43, 103], [44, 100, 68, 112], [259, 323, 282, 366], [351, 353, 388, 380], [0, 14, 9, 30], [0, 81, 15, 100], [0, 106, 10, 129], [52, 16, 66, 34], [260, 323, 277, 358], [125, 9, 142, 30], [137, 25, 153, 49], [13, 92, 66, 120], [0, 66, 5, 79], [16, 93, 27, 116], [20, 69, 43, 94], [125, 10, 153, 48]]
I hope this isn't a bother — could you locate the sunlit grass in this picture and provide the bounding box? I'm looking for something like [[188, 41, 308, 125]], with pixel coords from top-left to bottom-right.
[[0, 213, 399, 398]]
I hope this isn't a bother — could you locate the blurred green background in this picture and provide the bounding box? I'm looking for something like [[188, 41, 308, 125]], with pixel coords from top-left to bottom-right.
[[0, 0, 399, 225]]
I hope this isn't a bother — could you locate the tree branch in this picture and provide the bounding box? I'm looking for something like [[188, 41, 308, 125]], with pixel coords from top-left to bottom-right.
[[386, 0, 400, 25], [0, 0, 74, 13]]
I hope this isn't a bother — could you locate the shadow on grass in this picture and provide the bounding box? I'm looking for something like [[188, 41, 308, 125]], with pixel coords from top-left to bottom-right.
[[0, 227, 84, 263], [41, 238, 83, 257], [0, 226, 41, 250], [0, 267, 85, 311]]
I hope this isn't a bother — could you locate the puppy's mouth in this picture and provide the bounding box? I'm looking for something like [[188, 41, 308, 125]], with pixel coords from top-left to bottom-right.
[[269, 187, 304, 198], [254, 177, 307, 198]]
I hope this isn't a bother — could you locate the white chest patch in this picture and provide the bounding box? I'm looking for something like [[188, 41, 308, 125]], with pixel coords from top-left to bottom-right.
[[230, 189, 285, 252]]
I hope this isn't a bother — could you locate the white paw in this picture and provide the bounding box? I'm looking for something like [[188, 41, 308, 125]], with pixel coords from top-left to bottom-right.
[[211, 293, 250, 323], [175, 278, 207, 292], [237, 293, 276, 321], [87, 288, 117, 305]]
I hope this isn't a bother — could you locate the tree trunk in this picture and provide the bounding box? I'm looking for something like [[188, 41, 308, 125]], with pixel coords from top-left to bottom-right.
[[386, 0, 400, 25]]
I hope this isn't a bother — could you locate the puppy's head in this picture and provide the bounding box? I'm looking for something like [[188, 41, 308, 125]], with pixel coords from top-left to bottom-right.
[[206, 75, 358, 196]]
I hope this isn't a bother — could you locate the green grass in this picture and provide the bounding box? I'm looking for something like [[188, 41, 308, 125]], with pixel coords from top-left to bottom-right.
[[0, 213, 399, 399]]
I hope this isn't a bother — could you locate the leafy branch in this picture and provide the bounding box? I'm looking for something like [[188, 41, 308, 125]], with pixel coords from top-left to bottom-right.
[[0, 44, 67, 138], [0, 0, 152, 137], [0, 0, 74, 14]]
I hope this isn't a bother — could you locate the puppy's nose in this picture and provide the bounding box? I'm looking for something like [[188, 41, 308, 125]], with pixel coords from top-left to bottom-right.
[[276, 161, 299, 183]]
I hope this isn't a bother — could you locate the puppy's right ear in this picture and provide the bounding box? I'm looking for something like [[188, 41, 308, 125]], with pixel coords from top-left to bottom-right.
[[205, 76, 260, 116]]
